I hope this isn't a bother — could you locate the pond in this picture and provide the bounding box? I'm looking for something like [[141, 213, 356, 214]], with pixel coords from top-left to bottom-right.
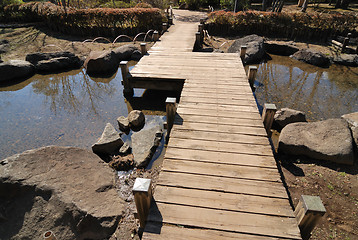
[[0, 64, 178, 162], [252, 55, 358, 121]]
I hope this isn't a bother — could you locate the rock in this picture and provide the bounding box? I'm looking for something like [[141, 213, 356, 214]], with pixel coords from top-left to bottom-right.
[[0, 60, 35, 82], [278, 119, 354, 165], [0, 39, 9, 54], [117, 116, 130, 133], [332, 54, 358, 67], [92, 123, 124, 157], [84, 50, 119, 76], [342, 112, 358, 149], [228, 34, 265, 64], [109, 154, 134, 171], [128, 110, 145, 131], [113, 44, 139, 60], [131, 50, 142, 61], [132, 124, 163, 168], [290, 49, 330, 67], [35, 57, 80, 72], [119, 142, 131, 155], [264, 41, 299, 56], [0, 146, 125, 240], [273, 108, 307, 131]]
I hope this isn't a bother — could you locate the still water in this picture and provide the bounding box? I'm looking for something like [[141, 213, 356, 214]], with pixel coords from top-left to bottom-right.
[[253, 55, 358, 121], [0, 65, 175, 160]]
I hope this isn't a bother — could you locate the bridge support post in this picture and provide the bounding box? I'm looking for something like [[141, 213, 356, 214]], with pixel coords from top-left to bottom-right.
[[248, 66, 257, 91], [198, 24, 204, 43], [140, 43, 147, 55], [162, 23, 168, 33], [294, 195, 326, 240], [153, 31, 159, 42], [240, 45, 247, 60], [195, 32, 201, 49], [262, 103, 277, 137], [168, 17, 173, 25], [120, 61, 133, 97], [200, 18, 205, 24], [166, 97, 177, 142], [132, 178, 152, 229]]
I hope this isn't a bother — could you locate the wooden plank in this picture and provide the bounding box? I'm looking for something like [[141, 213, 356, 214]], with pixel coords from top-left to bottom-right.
[[174, 114, 264, 127], [178, 102, 258, 112], [172, 121, 268, 136], [170, 129, 269, 145], [154, 186, 295, 217], [157, 171, 286, 198], [181, 87, 253, 94], [176, 107, 261, 119], [180, 90, 254, 98], [146, 203, 301, 239], [143, 224, 289, 240], [162, 159, 280, 182], [165, 146, 277, 168]]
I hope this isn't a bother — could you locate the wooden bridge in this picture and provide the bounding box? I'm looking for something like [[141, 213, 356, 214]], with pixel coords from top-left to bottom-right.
[[126, 10, 302, 240]]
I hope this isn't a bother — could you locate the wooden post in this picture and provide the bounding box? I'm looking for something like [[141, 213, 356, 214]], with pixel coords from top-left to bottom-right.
[[240, 45, 247, 59], [162, 23, 168, 33], [200, 18, 205, 24], [140, 43, 147, 55], [120, 61, 133, 97], [294, 195, 326, 240], [43, 231, 57, 240], [153, 30, 159, 42], [132, 178, 152, 229], [342, 37, 349, 52], [248, 66, 257, 90], [262, 103, 277, 137], [168, 17, 173, 25], [195, 32, 201, 48], [198, 24, 204, 43], [166, 97, 176, 141], [297, 0, 305, 7]]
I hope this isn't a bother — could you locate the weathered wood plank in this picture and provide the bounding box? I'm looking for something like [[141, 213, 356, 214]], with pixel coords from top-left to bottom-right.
[[162, 159, 280, 182], [157, 171, 286, 198], [174, 114, 264, 127], [146, 203, 301, 239], [176, 107, 261, 119], [165, 147, 277, 168], [154, 186, 295, 217]]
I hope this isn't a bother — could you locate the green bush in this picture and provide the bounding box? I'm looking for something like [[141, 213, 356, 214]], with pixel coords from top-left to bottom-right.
[[1, 0, 24, 7]]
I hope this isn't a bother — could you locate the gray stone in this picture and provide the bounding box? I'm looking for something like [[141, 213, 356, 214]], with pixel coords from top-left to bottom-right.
[[119, 142, 131, 155], [131, 50, 142, 61], [113, 44, 138, 60], [128, 110, 145, 131], [264, 41, 299, 56], [117, 116, 130, 133], [26, 52, 79, 65], [278, 119, 354, 165], [84, 50, 119, 75], [333, 54, 358, 67], [273, 108, 307, 131], [35, 56, 80, 72], [228, 34, 265, 64], [132, 124, 163, 168], [0, 146, 125, 240], [92, 123, 124, 156], [290, 49, 330, 67], [0, 60, 35, 82], [0, 40, 9, 54], [342, 112, 358, 149]]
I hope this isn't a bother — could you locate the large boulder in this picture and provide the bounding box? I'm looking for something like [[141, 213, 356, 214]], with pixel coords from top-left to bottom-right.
[[0, 60, 35, 83], [84, 50, 119, 76], [0, 146, 125, 240], [278, 119, 354, 165], [228, 34, 265, 64], [332, 54, 358, 67], [128, 110, 145, 131], [290, 49, 330, 67], [264, 41, 299, 56], [132, 122, 163, 168], [92, 123, 124, 157], [26, 51, 81, 72], [113, 44, 139, 60], [342, 112, 358, 150], [273, 108, 307, 131]]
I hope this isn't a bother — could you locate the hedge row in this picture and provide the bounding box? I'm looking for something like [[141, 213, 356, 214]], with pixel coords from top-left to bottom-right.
[[206, 10, 358, 42], [0, 2, 165, 36]]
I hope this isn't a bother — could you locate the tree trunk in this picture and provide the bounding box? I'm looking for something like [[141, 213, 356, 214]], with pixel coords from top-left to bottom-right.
[[301, 0, 308, 12], [262, 0, 267, 11], [341, 0, 350, 9], [335, 0, 341, 8]]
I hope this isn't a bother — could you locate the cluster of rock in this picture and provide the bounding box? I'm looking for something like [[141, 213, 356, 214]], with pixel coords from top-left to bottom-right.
[[0, 44, 140, 84], [0, 146, 125, 239], [228, 34, 357, 67], [92, 110, 163, 169], [274, 108, 358, 165]]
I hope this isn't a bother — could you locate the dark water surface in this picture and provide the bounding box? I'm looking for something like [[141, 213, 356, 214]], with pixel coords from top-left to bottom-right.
[[0, 65, 171, 160], [252, 55, 358, 121]]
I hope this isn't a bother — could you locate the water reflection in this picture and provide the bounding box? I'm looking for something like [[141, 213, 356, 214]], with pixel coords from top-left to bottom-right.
[[253, 55, 358, 121]]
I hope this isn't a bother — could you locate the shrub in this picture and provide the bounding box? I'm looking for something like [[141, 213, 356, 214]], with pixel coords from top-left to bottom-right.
[[135, 2, 153, 8]]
